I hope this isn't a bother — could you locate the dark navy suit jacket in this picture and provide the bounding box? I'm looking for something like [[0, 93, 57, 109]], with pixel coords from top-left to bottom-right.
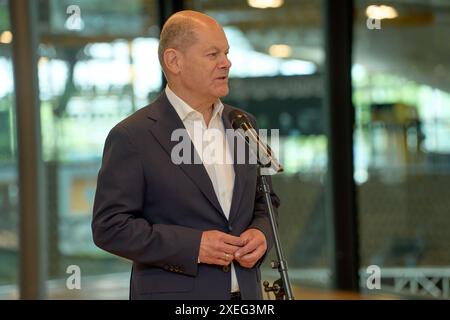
[[92, 93, 280, 300]]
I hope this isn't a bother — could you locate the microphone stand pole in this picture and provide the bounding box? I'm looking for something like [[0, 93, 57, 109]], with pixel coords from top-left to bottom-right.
[[258, 167, 294, 300]]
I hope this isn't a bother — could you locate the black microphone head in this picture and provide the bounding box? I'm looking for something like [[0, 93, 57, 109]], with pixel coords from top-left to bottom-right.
[[229, 109, 250, 130]]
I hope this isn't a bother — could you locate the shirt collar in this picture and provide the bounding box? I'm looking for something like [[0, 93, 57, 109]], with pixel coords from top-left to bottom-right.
[[165, 85, 224, 123]]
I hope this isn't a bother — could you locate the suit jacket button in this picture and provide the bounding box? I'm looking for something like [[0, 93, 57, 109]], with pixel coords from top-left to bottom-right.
[[222, 265, 230, 272]]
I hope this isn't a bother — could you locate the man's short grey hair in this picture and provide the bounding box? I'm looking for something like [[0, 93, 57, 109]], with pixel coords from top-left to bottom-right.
[[158, 16, 199, 69]]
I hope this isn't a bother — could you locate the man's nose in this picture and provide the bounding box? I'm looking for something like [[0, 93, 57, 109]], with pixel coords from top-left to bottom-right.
[[219, 54, 232, 69]]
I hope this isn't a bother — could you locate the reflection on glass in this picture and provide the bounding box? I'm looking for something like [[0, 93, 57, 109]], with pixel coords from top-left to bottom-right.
[[0, 0, 19, 298], [39, 38, 162, 162], [37, 0, 159, 299], [354, 1, 450, 298]]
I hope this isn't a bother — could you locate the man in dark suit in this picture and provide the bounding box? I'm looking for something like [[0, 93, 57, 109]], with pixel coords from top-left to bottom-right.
[[92, 10, 280, 300]]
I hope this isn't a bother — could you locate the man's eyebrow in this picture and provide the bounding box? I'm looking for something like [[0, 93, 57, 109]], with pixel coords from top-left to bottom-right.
[[205, 46, 230, 52]]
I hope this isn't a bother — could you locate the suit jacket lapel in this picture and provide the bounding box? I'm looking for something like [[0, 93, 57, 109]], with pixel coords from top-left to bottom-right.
[[147, 93, 226, 219], [222, 105, 250, 225]]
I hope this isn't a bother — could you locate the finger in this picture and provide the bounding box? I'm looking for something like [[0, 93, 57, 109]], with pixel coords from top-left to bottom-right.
[[238, 244, 266, 261], [235, 240, 259, 258], [219, 252, 233, 262], [210, 250, 232, 263], [238, 249, 263, 263], [234, 256, 255, 269], [214, 257, 231, 266], [219, 243, 242, 254], [238, 261, 254, 269], [222, 234, 245, 247], [234, 253, 255, 267], [202, 255, 231, 266]]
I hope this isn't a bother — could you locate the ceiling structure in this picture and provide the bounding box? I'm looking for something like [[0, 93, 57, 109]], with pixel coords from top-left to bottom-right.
[[196, 0, 450, 93], [26, 0, 450, 93], [354, 0, 450, 93]]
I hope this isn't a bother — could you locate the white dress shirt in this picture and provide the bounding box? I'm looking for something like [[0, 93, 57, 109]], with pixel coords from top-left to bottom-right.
[[165, 86, 240, 293]]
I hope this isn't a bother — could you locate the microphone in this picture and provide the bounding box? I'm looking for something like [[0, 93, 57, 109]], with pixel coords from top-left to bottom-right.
[[229, 110, 283, 174]]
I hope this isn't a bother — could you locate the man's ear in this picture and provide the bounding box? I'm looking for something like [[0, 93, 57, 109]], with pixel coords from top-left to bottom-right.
[[163, 49, 181, 75]]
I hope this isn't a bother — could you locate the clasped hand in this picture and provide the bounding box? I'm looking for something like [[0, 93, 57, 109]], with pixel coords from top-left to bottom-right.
[[198, 228, 267, 269]]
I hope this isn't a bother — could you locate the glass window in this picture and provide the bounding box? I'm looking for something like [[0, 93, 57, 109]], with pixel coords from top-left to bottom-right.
[[0, 0, 19, 299], [187, 0, 330, 293], [36, 0, 160, 299], [354, 1, 450, 298]]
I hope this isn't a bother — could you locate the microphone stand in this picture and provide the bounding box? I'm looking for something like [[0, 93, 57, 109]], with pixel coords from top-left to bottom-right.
[[258, 166, 295, 300]]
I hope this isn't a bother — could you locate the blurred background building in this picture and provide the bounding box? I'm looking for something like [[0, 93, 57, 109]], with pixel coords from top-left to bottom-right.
[[0, 0, 449, 299]]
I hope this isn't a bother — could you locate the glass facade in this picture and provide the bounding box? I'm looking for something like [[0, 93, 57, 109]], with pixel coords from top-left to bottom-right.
[[187, 0, 330, 289], [36, 0, 160, 298], [0, 0, 19, 298], [1, 0, 449, 300], [354, 1, 450, 298]]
